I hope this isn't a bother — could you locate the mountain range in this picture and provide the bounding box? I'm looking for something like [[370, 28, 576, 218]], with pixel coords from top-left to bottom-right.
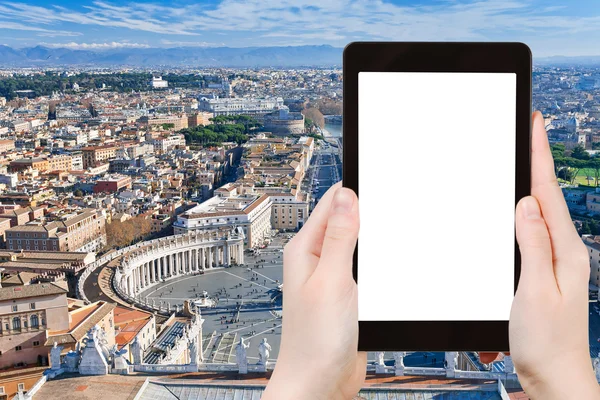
[[0, 45, 344, 67], [0, 45, 599, 68]]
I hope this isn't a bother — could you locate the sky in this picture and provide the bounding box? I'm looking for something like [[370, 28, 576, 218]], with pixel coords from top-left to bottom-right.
[[0, 0, 599, 57]]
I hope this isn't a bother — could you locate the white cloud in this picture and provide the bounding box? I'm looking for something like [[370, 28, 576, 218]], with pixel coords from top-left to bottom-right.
[[0, 0, 599, 55], [40, 41, 151, 50]]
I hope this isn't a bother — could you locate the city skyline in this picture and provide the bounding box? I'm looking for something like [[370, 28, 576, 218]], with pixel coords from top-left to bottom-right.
[[0, 0, 598, 57]]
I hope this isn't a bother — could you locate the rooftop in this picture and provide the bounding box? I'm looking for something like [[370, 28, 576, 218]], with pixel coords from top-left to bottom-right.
[[0, 282, 66, 301]]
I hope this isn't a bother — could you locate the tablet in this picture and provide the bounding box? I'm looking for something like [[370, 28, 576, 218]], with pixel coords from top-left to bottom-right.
[[343, 42, 531, 351]]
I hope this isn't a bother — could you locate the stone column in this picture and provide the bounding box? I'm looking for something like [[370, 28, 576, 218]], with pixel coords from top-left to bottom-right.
[[145, 263, 150, 285], [187, 250, 192, 273], [151, 259, 156, 283], [127, 275, 132, 296], [214, 246, 219, 266], [141, 264, 146, 288], [207, 248, 212, 268], [224, 245, 230, 266], [201, 248, 206, 269]]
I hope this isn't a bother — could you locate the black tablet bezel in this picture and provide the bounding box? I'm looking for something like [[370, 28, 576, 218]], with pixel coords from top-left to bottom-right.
[[343, 42, 532, 352]]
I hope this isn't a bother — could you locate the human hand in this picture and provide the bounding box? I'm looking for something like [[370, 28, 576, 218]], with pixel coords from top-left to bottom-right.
[[263, 182, 366, 400], [510, 112, 600, 399]]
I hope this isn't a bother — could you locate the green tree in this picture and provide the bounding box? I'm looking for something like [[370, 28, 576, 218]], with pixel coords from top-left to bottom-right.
[[571, 145, 589, 160], [582, 221, 592, 235], [591, 219, 600, 235]]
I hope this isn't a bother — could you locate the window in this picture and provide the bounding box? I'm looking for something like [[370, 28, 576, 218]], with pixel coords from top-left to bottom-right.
[[12, 305, 17, 312], [30, 303, 35, 310], [30, 315, 38, 328], [17, 383, 24, 391], [12, 317, 20, 330], [33, 341, 39, 347], [15, 346, 22, 351]]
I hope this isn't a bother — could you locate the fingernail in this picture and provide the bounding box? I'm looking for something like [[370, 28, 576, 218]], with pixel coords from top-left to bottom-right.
[[332, 188, 354, 214], [521, 197, 541, 220]]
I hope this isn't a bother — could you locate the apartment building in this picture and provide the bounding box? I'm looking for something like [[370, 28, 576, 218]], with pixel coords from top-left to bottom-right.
[[0, 283, 69, 369], [81, 146, 118, 169], [5, 209, 107, 252], [174, 193, 272, 248]]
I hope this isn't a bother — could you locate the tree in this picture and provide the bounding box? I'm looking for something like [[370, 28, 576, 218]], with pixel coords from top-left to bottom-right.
[[582, 221, 592, 235], [302, 108, 324, 129], [587, 159, 600, 187], [564, 158, 585, 184], [591, 219, 600, 236], [571, 145, 589, 160]]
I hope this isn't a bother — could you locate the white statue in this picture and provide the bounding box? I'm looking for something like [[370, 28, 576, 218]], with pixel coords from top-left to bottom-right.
[[593, 352, 600, 383], [236, 337, 250, 373], [188, 336, 199, 365], [257, 338, 271, 365], [50, 342, 64, 370], [376, 352, 385, 366], [393, 352, 406, 369], [131, 337, 143, 365], [445, 352, 458, 370]]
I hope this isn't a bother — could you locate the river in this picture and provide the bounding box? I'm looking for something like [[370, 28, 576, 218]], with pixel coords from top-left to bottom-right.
[[323, 123, 342, 137]]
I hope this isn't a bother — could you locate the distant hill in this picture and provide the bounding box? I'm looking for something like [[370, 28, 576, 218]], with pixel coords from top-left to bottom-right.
[[535, 55, 600, 67], [0, 45, 343, 67]]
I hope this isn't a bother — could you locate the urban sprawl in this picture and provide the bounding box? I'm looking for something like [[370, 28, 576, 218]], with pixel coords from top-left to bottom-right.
[[0, 65, 599, 398]]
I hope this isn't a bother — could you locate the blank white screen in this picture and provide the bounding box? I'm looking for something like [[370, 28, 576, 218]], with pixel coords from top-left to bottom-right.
[[357, 72, 516, 321]]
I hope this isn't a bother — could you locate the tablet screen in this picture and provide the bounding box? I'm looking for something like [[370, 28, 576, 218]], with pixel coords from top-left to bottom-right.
[[357, 72, 517, 321]]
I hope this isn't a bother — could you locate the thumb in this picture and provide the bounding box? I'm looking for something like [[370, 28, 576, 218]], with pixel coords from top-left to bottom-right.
[[316, 187, 359, 279], [515, 196, 556, 293]]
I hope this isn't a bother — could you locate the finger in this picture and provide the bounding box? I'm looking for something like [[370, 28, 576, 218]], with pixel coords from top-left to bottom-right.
[[515, 196, 558, 294], [530, 111, 582, 265], [314, 187, 359, 280], [283, 181, 341, 289]]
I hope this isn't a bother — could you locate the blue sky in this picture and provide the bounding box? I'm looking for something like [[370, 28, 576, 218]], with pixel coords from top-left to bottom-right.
[[0, 0, 599, 56]]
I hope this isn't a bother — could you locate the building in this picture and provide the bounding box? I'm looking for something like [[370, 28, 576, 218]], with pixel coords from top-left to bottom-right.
[[266, 192, 309, 231], [0, 140, 15, 153], [588, 190, 600, 214], [113, 305, 155, 363], [583, 235, 600, 287], [263, 107, 305, 135], [94, 176, 133, 194], [198, 96, 284, 117], [46, 300, 116, 355], [47, 155, 73, 172], [174, 192, 272, 248], [150, 134, 186, 154], [139, 115, 188, 131], [187, 112, 213, 127], [0, 283, 69, 369], [81, 146, 117, 169], [0, 250, 95, 280], [150, 76, 168, 88], [5, 209, 106, 253], [8, 158, 49, 174]]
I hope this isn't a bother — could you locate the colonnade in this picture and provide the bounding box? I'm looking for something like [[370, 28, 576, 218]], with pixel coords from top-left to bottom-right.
[[114, 229, 245, 299]]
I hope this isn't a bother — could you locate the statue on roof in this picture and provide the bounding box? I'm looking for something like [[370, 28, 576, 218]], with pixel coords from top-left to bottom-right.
[[236, 337, 250, 374], [257, 338, 271, 366], [50, 341, 64, 371]]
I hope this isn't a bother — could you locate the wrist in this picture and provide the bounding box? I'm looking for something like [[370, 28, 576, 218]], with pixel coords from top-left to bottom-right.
[[522, 365, 600, 400], [264, 361, 344, 400]]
